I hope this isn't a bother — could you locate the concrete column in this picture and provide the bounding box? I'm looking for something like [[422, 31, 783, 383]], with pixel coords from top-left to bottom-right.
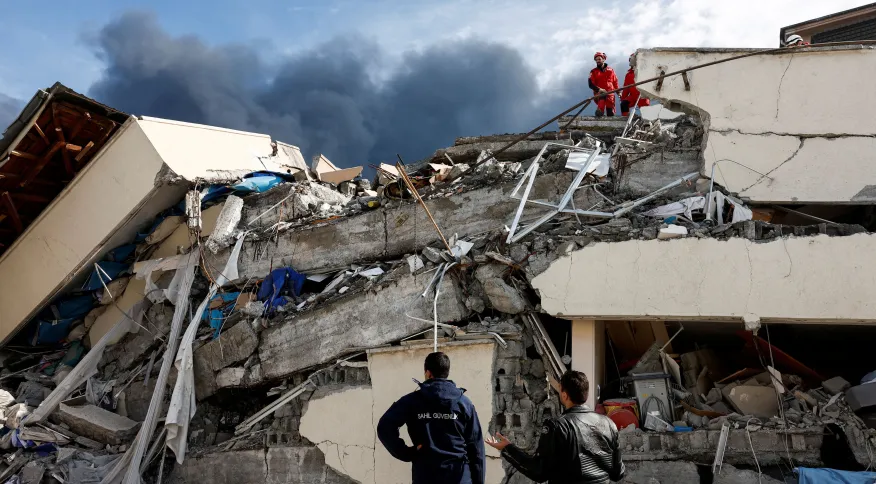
[[571, 319, 605, 408]]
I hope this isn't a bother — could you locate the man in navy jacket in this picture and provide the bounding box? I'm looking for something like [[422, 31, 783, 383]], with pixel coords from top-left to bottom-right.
[[377, 352, 485, 484]]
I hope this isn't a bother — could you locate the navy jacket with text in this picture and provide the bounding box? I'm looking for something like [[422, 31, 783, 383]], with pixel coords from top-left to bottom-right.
[[377, 378, 485, 484]]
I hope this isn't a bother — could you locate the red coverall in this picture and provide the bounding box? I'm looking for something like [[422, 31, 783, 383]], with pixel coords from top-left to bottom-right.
[[588, 65, 619, 115], [620, 68, 651, 115]]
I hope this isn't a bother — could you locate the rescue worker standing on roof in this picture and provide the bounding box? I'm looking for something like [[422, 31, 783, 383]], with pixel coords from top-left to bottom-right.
[[589, 52, 619, 117], [620, 53, 650, 116], [377, 352, 485, 484], [486, 370, 625, 484]]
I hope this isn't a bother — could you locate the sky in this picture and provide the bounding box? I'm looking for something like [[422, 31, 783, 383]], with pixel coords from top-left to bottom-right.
[[0, 0, 870, 166]]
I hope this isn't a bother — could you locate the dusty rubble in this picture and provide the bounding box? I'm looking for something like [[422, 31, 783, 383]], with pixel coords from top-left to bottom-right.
[[0, 102, 872, 484]]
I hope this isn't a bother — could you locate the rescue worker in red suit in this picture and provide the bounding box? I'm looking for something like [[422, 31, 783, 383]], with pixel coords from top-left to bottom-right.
[[620, 53, 651, 116], [588, 52, 618, 117]]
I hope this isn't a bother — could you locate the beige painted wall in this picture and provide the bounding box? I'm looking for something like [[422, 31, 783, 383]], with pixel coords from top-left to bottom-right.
[[299, 341, 504, 484], [137, 117, 304, 180], [0, 116, 307, 345], [571, 320, 604, 408], [0, 119, 168, 344], [636, 47, 876, 203], [299, 387, 376, 484], [533, 234, 876, 323]]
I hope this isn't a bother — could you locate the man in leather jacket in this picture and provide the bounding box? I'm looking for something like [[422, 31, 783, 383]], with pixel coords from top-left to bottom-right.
[[486, 371, 625, 484]]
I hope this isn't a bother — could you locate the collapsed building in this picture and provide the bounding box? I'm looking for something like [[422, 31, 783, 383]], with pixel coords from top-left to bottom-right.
[[0, 40, 874, 484]]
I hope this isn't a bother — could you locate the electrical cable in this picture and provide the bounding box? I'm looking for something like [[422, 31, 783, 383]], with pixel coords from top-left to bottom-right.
[[745, 417, 763, 483]]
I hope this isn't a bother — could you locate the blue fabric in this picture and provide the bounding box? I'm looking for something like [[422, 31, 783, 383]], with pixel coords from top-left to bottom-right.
[[201, 292, 241, 338], [231, 174, 284, 193], [797, 467, 876, 484], [82, 261, 130, 291], [53, 294, 96, 320], [32, 318, 76, 346], [201, 185, 232, 204], [257, 267, 306, 311], [377, 379, 485, 484]]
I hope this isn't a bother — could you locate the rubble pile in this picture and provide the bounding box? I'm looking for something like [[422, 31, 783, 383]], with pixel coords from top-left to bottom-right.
[[0, 102, 872, 484]]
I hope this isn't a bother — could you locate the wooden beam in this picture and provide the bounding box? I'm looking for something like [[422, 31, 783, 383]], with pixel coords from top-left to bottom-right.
[[19, 141, 64, 188], [74, 141, 95, 163], [65, 143, 82, 153], [32, 123, 49, 144], [10, 150, 38, 161], [68, 112, 92, 140], [1, 192, 24, 234], [54, 127, 75, 176]]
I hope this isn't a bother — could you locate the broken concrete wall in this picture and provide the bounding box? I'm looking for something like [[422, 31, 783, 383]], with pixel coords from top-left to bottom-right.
[[168, 447, 357, 484], [636, 46, 876, 203], [211, 168, 657, 280], [293, 329, 554, 484], [257, 266, 470, 380], [534, 233, 876, 323], [619, 427, 822, 466]]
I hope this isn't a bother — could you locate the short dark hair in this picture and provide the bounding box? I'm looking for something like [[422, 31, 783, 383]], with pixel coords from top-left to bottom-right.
[[424, 352, 451, 379], [560, 370, 590, 405]]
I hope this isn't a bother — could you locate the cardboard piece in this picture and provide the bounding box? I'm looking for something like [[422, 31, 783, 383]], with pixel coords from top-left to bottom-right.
[[311, 154, 363, 185]]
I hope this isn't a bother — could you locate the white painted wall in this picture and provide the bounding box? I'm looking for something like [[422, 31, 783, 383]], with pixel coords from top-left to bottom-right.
[[533, 234, 876, 323], [636, 47, 876, 203], [571, 320, 604, 408], [299, 341, 504, 484]]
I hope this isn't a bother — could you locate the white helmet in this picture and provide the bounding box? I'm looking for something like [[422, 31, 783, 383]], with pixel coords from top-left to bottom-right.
[[785, 34, 804, 45]]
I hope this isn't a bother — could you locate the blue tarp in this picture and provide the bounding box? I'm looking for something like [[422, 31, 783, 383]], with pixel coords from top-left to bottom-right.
[[257, 267, 306, 311], [201, 171, 294, 203], [797, 467, 876, 484], [201, 292, 241, 338], [82, 261, 130, 291]]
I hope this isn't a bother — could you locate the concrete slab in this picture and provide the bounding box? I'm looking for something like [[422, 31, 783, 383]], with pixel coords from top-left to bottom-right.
[[167, 447, 357, 484], [258, 267, 469, 381], [55, 403, 139, 445]]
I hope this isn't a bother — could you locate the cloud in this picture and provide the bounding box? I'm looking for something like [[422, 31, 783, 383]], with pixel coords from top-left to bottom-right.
[[87, 11, 585, 167], [0, 93, 24, 134]]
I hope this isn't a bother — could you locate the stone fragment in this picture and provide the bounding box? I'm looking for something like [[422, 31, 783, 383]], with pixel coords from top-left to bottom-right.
[[216, 368, 247, 389], [55, 403, 139, 445], [407, 255, 424, 273], [474, 264, 507, 284], [658, 224, 688, 239], [338, 181, 357, 197], [726, 385, 778, 418], [482, 279, 526, 314], [422, 246, 444, 263], [445, 163, 471, 182], [714, 464, 783, 483], [822, 376, 851, 396], [618, 461, 700, 483], [205, 194, 244, 254], [465, 296, 486, 313], [743, 221, 756, 240]]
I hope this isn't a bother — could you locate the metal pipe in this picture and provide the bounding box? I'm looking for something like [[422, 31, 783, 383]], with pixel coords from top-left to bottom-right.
[[771, 205, 840, 226], [612, 172, 699, 217]]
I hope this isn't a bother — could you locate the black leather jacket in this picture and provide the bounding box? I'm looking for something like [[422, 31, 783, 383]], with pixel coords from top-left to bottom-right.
[[501, 405, 625, 484]]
